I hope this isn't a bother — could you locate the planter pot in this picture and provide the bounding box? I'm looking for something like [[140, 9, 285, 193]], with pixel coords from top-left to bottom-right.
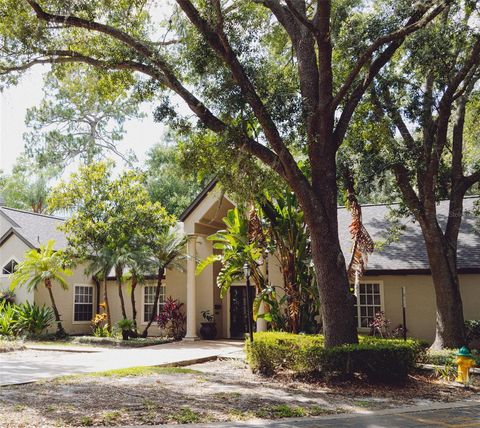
[[121, 329, 129, 341], [199, 322, 217, 340]]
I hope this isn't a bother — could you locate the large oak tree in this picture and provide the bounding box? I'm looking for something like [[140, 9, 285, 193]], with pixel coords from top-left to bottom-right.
[[343, 2, 480, 348], [0, 0, 451, 346]]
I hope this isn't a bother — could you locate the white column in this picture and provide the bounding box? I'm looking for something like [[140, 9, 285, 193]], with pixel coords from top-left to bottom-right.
[[184, 234, 199, 341], [256, 258, 268, 332]]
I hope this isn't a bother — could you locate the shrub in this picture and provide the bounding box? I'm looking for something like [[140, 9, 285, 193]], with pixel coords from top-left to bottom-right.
[[465, 320, 480, 349], [15, 302, 54, 336], [422, 348, 480, 367], [0, 301, 19, 337], [156, 297, 186, 340], [0, 290, 16, 305], [245, 332, 425, 382], [91, 313, 111, 337]]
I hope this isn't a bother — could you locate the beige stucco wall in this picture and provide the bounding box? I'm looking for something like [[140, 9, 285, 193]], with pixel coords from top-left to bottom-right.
[[364, 274, 480, 343], [0, 235, 34, 304], [34, 263, 95, 335]]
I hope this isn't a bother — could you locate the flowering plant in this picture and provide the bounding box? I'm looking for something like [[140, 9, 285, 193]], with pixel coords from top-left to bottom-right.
[[156, 297, 186, 340]]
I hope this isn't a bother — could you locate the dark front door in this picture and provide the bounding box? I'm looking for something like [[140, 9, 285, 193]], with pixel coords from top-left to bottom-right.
[[230, 285, 256, 339]]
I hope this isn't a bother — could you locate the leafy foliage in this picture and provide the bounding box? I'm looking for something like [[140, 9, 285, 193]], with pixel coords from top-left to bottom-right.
[[0, 156, 59, 213], [245, 332, 426, 382], [0, 301, 18, 337], [48, 161, 177, 330], [156, 297, 186, 340], [10, 240, 71, 293], [145, 142, 210, 217], [0, 290, 16, 305], [465, 320, 480, 350], [10, 239, 72, 336], [15, 301, 54, 336], [0, 0, 455, 346], [25, 65, 141, 168], [0, 301, 54, 337]]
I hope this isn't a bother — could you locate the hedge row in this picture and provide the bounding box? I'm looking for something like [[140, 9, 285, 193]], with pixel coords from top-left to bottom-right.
[[245, 332, 426, 382]]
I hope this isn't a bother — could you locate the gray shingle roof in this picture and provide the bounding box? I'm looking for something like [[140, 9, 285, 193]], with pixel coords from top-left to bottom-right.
[[338, 196, 480, 272], [2, 196, 479, 272], [0, 207, 67, 250]]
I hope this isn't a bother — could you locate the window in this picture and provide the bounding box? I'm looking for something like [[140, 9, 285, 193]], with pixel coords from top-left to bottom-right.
[[74, 285, 93, 322], [143, 285, 165, 323], [354, 282, 382, 328], [2, 260, 17, 275]]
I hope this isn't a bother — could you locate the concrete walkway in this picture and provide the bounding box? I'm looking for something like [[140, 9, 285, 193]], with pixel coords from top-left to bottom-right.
[[130, 400, 480, 428], [0, 340, 243, 386]]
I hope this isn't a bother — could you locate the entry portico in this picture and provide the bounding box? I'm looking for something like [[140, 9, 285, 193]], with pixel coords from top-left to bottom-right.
[[181, 181, 265, 340]]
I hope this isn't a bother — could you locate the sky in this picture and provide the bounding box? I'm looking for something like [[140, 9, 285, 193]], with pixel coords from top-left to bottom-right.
[[0, 2, 175, 175], [0, 67, 166, 175]]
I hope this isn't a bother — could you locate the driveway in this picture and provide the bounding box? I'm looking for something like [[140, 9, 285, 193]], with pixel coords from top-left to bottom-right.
[[0, 340, 243, 386]]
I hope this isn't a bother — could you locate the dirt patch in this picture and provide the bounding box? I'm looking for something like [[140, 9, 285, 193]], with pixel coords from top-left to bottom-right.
[[0, 359, 478, 427]]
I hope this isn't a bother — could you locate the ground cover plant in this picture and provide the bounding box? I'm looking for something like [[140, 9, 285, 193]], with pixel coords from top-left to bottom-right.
[[245, 332, 427, 382], [0, 357, 478, 427], [0, 301, 54, 338]]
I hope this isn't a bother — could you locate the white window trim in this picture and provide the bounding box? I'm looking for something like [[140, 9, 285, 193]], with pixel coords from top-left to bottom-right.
[[141, 283, 166, 326], [353, 280, 385, 333], [72, 284, 94, 325], [0, 257, 19, 278]]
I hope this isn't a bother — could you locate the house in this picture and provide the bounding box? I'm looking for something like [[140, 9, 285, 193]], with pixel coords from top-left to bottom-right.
[[1, 188, 479, 343]]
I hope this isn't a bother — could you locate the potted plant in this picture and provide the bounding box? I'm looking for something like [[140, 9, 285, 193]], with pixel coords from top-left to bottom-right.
[[116, 318, 134, 340], [199, 310, 217, 340]]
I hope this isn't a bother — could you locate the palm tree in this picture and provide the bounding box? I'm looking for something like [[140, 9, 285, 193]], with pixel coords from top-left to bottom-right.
[[114, 244, 154, 333], [10, 239, 72, 336], [141, 228, 187, 337], [85, 247, 117, 333]]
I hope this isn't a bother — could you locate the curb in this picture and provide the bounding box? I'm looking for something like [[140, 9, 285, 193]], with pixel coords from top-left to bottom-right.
[[157, 355, 218, 367], [419, 363, 480, 374], [26, 345, 102, 353], [119, 399, 480, 428]]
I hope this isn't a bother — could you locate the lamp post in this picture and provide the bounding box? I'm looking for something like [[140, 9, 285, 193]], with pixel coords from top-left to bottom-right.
[[243, 263, 254, 343]]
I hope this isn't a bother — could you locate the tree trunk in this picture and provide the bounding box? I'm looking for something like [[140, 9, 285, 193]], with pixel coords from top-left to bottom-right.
[[282, 252, 299, 334], [45, 279, 65, 337], [141, 267, 164, 337], [103, 276, 112, 333], [420, 220, 466, 349], [306, 212, 358, 347], [93, 275, 101, 314], [130, 273, 138, 331], [116, 265, 127, 319]]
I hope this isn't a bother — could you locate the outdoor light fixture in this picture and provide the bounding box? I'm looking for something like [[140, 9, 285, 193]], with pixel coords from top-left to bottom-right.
[[243, 263, 251, 278], [243, 262, 254, 343]]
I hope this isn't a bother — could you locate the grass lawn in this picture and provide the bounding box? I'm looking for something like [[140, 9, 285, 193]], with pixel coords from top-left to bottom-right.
[[1, 359, 478, 427]]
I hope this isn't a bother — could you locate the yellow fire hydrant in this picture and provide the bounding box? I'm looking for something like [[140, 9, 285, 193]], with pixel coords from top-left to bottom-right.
[[455, 347, 476, 385]]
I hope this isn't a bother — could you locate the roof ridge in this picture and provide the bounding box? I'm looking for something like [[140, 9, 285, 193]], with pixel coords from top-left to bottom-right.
[[0, 206, 65, 221]]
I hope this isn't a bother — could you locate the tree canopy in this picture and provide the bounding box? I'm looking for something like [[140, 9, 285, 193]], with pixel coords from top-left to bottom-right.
[[0, 0, 459, 347], [24, 64, 142, 168], [0, 155, 59, 213]]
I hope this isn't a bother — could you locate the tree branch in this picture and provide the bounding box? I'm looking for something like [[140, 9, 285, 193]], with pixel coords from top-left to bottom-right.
[[332, 0, 450, 109], [175, 0, 308, 188], [285, 0, 318, 34]]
